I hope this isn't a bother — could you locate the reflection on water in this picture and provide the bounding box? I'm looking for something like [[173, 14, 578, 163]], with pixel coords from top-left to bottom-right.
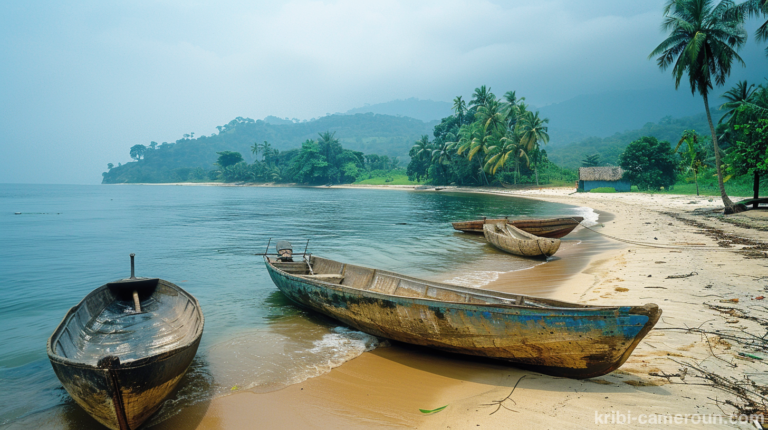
[[0, 185, 602, 428]]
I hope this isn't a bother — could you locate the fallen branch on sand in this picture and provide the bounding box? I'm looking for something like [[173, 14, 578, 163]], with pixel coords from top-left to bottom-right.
[[666, 272, 698, 279], [483, 375, 527, 415]]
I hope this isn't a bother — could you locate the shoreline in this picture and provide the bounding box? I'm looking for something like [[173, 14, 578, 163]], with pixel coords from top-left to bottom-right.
[[17, 185, 768, 429], [184, 187, 767, 429], [146, 187, 767, 429]]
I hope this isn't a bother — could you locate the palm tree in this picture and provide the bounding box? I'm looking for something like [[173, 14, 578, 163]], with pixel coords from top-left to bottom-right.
[[261, 142, 272, 162], [251, 141, 261, 159], [518, 111, 550, 185], [649, 0, 747, 212], [475, 98, 506, 136], [412, 135, 432, 160], [502, 91, 524, 128], [729, 0, 768, 55], [485, 132, 528, 175], [431, 141, 453, 165], [674, 130, 707, 195], [719, 80, 756, 124], [582, 154, 601, 167], [469, 85, 493, 108], [452, 96, 467, 122]]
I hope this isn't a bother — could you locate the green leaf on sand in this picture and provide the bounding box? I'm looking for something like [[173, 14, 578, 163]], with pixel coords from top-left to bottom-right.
[[231, 385, 239, 391], [419, 405, 448, 414]]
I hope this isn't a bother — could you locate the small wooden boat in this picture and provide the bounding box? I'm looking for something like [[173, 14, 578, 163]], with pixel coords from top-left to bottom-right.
[[483, 222, 561, 258], [452, 216, 584, 238], [264, 253, 660, 378], [47, 255, 204, 430]]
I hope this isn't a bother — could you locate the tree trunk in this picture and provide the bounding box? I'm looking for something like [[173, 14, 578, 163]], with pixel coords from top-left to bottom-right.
[[535, 166, 539, 186], [755, 171, 760, 210], [702, 92, 736, 212], [694, 170, 699, 196]]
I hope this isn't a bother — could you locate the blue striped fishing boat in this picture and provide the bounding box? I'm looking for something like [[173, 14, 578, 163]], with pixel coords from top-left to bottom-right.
[[264, 253, 660, 379]]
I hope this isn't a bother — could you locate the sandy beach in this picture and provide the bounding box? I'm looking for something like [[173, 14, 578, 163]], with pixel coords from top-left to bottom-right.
[[118, 185, 764, 430], [29, 184, 767, 430]]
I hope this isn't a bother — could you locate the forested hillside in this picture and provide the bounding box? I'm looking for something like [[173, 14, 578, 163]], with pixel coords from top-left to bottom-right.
[[547, 109, 725, 169], [102, 113, 435, 183]]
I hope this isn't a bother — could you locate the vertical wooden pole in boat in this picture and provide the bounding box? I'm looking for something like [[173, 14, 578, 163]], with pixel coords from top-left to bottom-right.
[[129, 254, 140, 312]]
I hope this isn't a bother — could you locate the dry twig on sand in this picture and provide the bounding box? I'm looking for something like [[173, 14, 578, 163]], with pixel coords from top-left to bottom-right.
[[483, 375, 527, 415]]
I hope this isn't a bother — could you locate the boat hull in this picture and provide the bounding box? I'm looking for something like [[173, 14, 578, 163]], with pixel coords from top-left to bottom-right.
[[265, 258, 660, 379], [48, 339, 200, 430], [47, 279, 204, 430], [452, 217, 584, 238]]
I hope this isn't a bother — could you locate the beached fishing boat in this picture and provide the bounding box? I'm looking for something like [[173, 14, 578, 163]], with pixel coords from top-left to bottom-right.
[[452, 216, 584, 238], [47, 255, 204, 430], [263, 251, 661, 379], [483, 222, 561, 258]]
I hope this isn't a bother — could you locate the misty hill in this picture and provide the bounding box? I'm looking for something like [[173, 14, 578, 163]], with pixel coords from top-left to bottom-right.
[[102, 113, 435, 183], [345, 98, 453, 122], [539, 87, 705, 139], [546, 109, 724, 169]]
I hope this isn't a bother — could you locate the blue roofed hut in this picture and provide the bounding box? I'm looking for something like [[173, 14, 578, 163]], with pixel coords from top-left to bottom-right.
[[578, 166, 630, 192]]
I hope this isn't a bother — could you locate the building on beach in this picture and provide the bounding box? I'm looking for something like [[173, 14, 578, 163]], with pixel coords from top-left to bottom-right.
[[578, 166, 630, 192]]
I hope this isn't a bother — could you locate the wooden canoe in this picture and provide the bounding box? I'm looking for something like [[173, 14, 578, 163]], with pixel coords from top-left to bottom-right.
[[47, 256, 204, 430], [264, 255, 661, 379], [452, 216, 584, 238], [483, 222, 561, 258]]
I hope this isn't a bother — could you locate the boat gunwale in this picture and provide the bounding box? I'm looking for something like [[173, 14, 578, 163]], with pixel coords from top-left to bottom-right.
[[265, 255, 652, 315], [451, 216, 584, 227], [47, 278, 205, 370]]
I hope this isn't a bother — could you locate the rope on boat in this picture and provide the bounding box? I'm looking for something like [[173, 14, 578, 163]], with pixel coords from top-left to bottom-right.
[[573, 217, 748, 252]]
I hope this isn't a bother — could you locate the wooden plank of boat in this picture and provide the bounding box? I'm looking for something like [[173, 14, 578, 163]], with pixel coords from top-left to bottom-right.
[[509, 216, 584, 238], [264, 255, 661, 379], [47, 255, 204, 430], [451, 217, 584, 238], [483, 222, 561, 258]]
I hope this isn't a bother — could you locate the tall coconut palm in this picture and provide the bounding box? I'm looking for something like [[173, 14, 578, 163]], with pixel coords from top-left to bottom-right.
[[518, 111, 550, 185], [261, 142, 272, 162], [412, 135, 432, 160], [729, 0, 768, 55], [431, 141, 453, 167], [251, 141, 260, 159], [485, 131, 528, 176], [719, 80, 756, 124], [475, 98, 506, 136], [469, 85, 493, 108], [452, 96, 467, 122], [502, 91, 524, 128], [649, 0, 747, 212]]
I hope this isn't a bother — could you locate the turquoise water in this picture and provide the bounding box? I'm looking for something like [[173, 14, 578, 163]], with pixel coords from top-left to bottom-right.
[[0, 184, 595, 428]]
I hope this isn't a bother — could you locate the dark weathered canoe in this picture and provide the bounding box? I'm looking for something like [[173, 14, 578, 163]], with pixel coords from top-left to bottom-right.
[[47, 268, 204, 430], [452, 216, 584, 238], [483, 222, 561, 258], [264, 255, 661, 379]]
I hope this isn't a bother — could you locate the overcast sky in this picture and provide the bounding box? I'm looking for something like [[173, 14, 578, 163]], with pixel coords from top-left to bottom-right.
[[1, 0, 766, 184]]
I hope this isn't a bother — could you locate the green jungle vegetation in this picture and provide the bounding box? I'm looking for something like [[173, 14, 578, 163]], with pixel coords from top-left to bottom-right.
[[102, 113, 434, 184], [547, 110, 725, 169], [103, 0, 768, 206]]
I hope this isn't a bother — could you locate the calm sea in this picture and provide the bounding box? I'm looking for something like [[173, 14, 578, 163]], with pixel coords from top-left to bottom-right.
[[0, 184, 597, 428]]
